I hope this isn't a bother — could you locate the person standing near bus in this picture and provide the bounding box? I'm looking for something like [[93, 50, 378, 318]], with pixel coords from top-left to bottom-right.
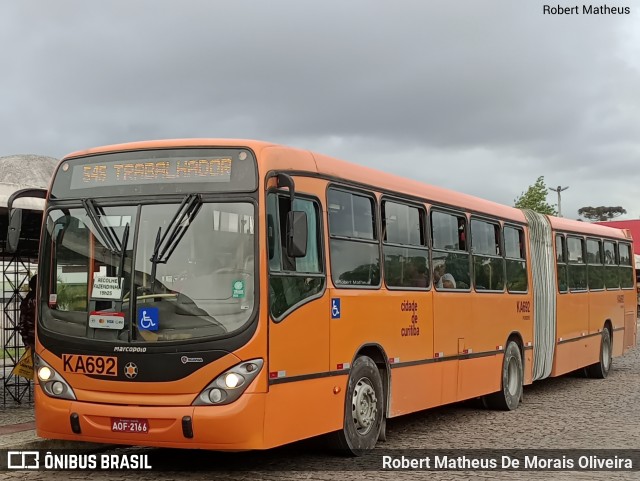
[[18, 275, 37, 352]]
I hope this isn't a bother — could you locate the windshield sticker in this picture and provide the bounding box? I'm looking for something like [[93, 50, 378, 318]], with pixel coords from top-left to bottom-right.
[[138, 307, 159, 331], [232, 280, 245, 298], [89, 311, 125, 330], [92, 276, 122, 300]]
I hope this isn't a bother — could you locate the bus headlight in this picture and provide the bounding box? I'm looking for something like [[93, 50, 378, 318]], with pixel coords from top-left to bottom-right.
[[208, 388, 226, 404], [37, 366, 52, 382], [34, 354, 76, 401], [224, 372, 244, 389], [193, 359, 263, 406], [51, 381, 65, 396]]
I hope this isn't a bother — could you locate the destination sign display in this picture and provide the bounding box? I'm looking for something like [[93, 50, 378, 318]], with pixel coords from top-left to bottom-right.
[[50, 148, 257, 198], [70, 156, 232, 189]]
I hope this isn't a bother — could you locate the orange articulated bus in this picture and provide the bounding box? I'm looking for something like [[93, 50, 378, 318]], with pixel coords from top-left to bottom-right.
[[16, 139, 636, 453]]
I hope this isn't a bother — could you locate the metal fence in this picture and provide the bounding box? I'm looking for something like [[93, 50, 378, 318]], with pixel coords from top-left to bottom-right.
[[1, 256, 35, 406]]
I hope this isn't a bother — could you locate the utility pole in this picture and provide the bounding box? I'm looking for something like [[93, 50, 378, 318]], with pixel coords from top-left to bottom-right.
[[549, 185, 569, 217]]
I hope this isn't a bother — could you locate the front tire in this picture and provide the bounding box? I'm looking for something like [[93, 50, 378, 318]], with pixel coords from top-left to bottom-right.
[[331, 356, 384, 455], [586, 327, 612, 379], [483, 341, 523, 411]]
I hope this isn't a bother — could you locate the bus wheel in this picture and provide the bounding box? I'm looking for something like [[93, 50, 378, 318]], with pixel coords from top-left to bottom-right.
[[586, 327, 612, 379], [483, 341, 523, 411], [331, 356, 384, 455]]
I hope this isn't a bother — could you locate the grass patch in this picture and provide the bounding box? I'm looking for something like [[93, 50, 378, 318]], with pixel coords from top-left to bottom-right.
[[2, 347, 27, 360]]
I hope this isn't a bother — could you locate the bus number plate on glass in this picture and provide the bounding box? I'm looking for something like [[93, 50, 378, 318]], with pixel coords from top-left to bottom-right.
[[62, 354, 117, 376], [111, 418, 149, 434]]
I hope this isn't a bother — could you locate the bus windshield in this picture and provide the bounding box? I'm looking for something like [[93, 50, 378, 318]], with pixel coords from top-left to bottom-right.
[[41, 201, 255, 343]]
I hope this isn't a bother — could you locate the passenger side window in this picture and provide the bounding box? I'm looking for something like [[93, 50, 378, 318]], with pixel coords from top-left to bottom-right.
[[567, 236, 587, 291], [504, 226, 528, 292], [431, 211, 470, 290], [586, 239, 604, 290], [603, 241, 619, 289], [328, 189, 380, 287], [267, 193, 324, 319], [619, 242, 634, 288], [556, 234, 568, 293], [382, 200, 429, 289], [471, 219, 505, 291]]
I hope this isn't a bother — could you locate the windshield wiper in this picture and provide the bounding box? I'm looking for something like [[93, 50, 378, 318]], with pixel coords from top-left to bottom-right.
[[81, 199, 120, 254], [117, 223, 130, 278], [148, 194, 203, 291]]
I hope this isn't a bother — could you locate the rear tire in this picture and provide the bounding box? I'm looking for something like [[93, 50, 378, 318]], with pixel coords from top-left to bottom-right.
[[330, 356, 384, 455], [483, 341, 523, 411], [586, 327, 612, 379]]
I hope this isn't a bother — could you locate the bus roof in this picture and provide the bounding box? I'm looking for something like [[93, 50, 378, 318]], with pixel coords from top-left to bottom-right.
[[63, 138, 278, 159], [62, 138, 631, 241], [547, 216, 631, 240]]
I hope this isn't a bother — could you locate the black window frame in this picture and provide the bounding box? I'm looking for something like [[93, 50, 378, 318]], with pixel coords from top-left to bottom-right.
[[381, 196, 430, 291], [618, 241, 635, 290], [430, 208, 471, 292], [470, 216, 506, 293], [555, 233, 568, 293], [567, 235, 587, 292], [327, 185, 381, 290], [503, 224, 528, 294], [603, 239, 620, 290], [266, 189, 326, 321], [586, 237, 605, 291]]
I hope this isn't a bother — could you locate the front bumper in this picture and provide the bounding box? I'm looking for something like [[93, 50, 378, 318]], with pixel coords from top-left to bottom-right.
[[35, 387, 266, 450]]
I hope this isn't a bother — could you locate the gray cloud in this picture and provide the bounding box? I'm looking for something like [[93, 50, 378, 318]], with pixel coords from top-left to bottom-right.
[[1, 1, 639, 219]]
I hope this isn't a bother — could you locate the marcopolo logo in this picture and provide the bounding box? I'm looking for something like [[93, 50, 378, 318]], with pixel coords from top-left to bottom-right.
[[124, 362, 138, 379]]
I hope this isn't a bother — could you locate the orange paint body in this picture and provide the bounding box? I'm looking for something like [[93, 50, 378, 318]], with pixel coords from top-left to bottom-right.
[[34, 139, 636, 450]]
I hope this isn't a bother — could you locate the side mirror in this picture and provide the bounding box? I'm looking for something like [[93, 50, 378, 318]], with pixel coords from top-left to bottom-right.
[[6, 187, 48, 254], [6, 208, 23, 254], [286, 211, 307, 258]]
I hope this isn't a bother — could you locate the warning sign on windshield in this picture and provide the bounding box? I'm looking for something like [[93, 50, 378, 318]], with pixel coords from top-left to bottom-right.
[[92, 276, 122, 300]]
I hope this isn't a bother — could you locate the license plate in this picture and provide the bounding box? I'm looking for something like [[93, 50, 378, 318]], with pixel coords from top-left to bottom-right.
[[111, 418, 149, 434], [62, 354, 117, 376]]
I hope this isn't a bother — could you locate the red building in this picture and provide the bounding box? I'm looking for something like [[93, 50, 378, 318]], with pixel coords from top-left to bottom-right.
[[596, 220, 640, 258]]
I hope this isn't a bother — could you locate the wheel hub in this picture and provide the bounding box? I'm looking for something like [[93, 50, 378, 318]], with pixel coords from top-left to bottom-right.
[[507, 358, 519, 396], [603, 337, 611, 371], [352, 378, 377, 435]]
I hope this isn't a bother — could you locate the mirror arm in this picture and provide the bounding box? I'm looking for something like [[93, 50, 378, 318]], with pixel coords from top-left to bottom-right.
[[7, 188, 48, 211], [276, 173, 295, 207]]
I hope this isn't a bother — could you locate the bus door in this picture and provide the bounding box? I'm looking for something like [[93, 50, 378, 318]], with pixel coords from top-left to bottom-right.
[[265, 192, 331, 443], [555, 235, 588, 374], [431, 211, 472, 404]]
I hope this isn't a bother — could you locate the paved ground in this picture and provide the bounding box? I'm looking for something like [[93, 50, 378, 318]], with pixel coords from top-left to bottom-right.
[[1, 338, 639, 480]]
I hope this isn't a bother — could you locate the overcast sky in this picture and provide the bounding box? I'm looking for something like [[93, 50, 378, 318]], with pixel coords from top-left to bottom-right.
[[1, 1, 639, 219]]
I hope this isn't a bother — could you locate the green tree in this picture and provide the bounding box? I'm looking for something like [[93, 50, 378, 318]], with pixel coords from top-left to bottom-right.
[[578, 206, 627, 222], [514, 176, 557, 215]]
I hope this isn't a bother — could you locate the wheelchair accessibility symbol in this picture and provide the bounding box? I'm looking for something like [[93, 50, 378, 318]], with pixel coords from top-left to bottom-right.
[[331, 298, 341, 319], [138, 307, 159, 331]]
